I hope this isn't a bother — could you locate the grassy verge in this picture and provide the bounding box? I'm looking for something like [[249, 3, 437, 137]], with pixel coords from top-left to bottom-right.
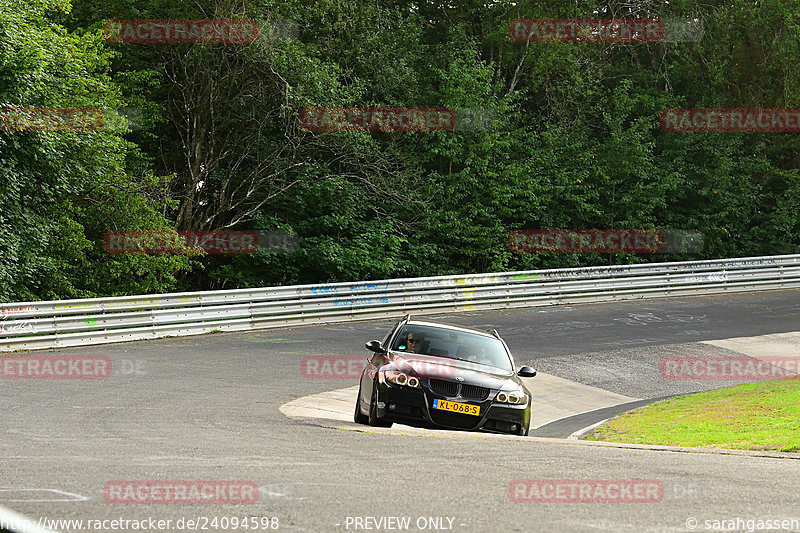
[[586, 377, 800, 452]]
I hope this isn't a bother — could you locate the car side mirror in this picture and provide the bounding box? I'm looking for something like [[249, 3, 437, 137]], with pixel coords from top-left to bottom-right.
[[517, 366, 537, 378], [365, 340, 386, 353]]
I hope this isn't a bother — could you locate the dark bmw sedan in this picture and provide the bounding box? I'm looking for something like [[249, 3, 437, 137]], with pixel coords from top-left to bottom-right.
[[354, 315, 536, 436]]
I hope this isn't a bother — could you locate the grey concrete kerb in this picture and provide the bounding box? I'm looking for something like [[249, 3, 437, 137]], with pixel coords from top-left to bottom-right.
[[282, 332, 800, 459], [283, 409, 800, 459], [280, 381, 800, 460]]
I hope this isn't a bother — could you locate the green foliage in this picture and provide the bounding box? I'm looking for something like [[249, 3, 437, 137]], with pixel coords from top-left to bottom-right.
[[0, 0, 189, 301], [1, 0, 799, 300]]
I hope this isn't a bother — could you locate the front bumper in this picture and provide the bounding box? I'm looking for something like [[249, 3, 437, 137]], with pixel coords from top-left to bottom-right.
[[376, 380, 530, 435]]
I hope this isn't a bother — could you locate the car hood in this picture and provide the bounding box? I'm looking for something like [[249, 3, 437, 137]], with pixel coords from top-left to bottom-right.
[[387, 351, 518, 389]]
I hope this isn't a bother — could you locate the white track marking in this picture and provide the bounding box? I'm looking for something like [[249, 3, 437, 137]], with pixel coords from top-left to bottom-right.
[[0, 488, 89, 502]]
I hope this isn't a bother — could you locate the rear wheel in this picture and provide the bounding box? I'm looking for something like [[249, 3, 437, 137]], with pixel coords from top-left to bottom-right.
[[368, 383, 392, 427], [354, 384, 368, 424]]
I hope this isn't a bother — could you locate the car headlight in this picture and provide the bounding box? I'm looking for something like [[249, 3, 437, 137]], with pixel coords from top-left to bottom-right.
[[495, 390, 527, 404], [384, 371, 421, 388]]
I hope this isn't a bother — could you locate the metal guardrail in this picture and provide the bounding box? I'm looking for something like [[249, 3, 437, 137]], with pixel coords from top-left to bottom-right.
[[1, 254, 799, 351]]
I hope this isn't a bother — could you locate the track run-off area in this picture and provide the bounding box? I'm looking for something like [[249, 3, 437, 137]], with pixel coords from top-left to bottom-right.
[[1, 289, 799, 532]]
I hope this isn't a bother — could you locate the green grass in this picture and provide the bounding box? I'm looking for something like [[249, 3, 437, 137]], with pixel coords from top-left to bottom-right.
[[587, 377, 800, 452]]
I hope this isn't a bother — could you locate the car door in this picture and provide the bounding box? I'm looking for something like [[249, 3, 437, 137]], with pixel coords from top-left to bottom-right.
[[360, 320, 400, 407]]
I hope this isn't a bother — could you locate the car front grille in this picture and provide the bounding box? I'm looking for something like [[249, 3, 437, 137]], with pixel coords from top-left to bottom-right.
[[460, 384, 490, 401], [428, 379, 489, 401], [429, 379, 459, 397], [429, 409, 481, 430]]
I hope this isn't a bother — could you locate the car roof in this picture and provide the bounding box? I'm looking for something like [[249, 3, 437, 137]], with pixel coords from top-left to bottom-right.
[[404, 319, 500, 340]]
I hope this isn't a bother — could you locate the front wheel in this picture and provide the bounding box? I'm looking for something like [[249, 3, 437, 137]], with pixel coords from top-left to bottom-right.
[[517, 423, 529, 437], [368, 383, 392, 427], [354, 384, 368, 424]]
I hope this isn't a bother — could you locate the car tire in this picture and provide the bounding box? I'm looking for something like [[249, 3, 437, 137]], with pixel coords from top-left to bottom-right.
[[354, 384, 369, 425], [517, 423, 529, 437], [368, 383, 392, 427]]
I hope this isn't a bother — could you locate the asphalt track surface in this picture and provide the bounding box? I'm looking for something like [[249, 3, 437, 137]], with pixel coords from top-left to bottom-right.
[[1, 289, 799, 533]]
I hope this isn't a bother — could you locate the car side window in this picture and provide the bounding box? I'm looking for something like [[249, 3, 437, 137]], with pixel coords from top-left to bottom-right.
[[391, 326, 416, 352], [382, 320, 401, 347], [390, 326, 408, 351]]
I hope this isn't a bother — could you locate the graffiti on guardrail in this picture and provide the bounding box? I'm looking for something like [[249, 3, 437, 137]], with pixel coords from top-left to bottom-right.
[[352, 282, 390, 292], [308, 286, 337, 295], [523, 266, 627, 281], [54, 303, 93, 310], [728, 258, 778, 267], [512, 273, 540, 281], [0, 320, 35, 334], [106, 298, 160, 308], [1, 305, 35, 317], [308, 282, 390, 295], [677, 272, 730, 284], [707, 271, 729, 282], [332, 296, 389, 307], [455, 275, 501, 285], [407, 279, 449, 289]]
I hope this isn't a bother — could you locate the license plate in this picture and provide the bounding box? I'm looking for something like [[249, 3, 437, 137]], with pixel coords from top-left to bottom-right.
[[432, 399, 480, 416]]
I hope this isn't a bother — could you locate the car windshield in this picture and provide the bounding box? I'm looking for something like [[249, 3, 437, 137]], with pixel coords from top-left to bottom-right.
[[391, 324, 513, 371]]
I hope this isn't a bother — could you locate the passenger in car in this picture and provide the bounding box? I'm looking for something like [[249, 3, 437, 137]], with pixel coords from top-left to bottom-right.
[[463, 345, 491, 365]]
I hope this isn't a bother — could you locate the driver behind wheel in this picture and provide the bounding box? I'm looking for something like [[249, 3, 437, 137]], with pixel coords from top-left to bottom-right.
[[402, 332, 426, 354]]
